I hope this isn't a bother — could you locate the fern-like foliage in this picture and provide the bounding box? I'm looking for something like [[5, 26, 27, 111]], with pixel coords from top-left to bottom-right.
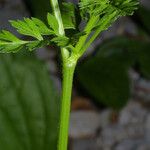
[[80, 0, 139, 16], [0, 0, 139, 54], [74, 0, 139, 54], [79, 0, 139, 29], [0, 14, 68, 53]]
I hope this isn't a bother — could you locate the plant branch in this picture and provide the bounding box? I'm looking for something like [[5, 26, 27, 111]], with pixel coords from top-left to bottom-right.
[[78, 11, 118, 56], [50, 0, 69, 60], [50, 1, 79, 150], [74, 16, 99, 53]]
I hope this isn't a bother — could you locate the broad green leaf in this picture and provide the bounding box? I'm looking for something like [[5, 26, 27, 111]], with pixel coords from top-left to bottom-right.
[[96, 36, 139, 64], [77, 55, 130, 109], [77, 36, 150, 109], [96, 37, 150, 78], [61, 2, 76, 29], [0, 53, 60, 150], [137, 6, 150, 34], [47, 13, 59, 34], [137, 43, 150, 78]]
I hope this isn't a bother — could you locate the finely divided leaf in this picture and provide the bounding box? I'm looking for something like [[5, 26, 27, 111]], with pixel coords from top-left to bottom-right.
[[110, 0, 139, 16], [0, 30, 50, 53], [78, 0, 139, 44], [0, 30, 27, 53], [0, 15, 67, 53], [0, 30, 21, 42], [61, 2, 76, 29], [0, 1, 139, 53], [80, 0, 139, 16], [10, 18, 43, 40], [47, 13, 59, 34], [52, 36, 69, 47], [10, 18, 53, 40], [31, 18, 54, 35], [9, 17, 55, 41]]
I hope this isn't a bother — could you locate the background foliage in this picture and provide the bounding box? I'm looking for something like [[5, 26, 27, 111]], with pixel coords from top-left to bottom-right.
[[0, 52, 60, 150]]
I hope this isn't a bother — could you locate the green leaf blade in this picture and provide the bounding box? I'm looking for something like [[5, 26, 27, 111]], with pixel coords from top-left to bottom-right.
[[10, 19, 43, 40], [0, 54, 60, 150], [47, 13, 59, 34]]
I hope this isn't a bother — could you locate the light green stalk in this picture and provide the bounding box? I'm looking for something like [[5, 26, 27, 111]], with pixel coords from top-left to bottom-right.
[[50, 1, 105, 150], [50, 0, 69, 60], [50, 1, 78, 150]]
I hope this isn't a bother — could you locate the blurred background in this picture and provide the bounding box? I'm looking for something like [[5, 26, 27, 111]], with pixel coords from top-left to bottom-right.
[[0, 0, 150, 150]]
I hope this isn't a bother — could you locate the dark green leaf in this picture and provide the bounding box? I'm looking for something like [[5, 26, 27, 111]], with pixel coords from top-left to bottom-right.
[[0, 53, 59, 150], [137, 6, 150, 33], [77, 55, 130, 109], [77, 36, 150, 109], [61, 2, 76, 29], [137, 43, 150, 78]]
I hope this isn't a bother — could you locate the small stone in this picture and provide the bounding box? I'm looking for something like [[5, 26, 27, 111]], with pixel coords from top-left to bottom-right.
[[69, 111, 100, 138], [115, 140, 138, 150], [51, 75, 61, 93], [134, 78, 150, 103], [137, 143, 150, 150], [99, 110, 112, 128], [119, 101, 147, 125], [46, 60, 57, 73], [145, 114, 150, 131], [71, 138, 98, 150], [125, 124, 145, 138], [141, 0, 150, 9], [36, 48, 56, 60], [97, 125, 126, 149], [145, 114, 150, 138], [129, 69, 140, 82], [97, 123, 145, 149], [0, 0, 28, 30]]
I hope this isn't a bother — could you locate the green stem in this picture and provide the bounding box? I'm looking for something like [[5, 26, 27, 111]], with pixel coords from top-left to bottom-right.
[[50, 0, 69, 59], [58, 60, 77, 150], [50, 1, 78, 150], [78, 11, 118, 56], [74, 16, 99, 53], [50, 0, 64, 35]]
